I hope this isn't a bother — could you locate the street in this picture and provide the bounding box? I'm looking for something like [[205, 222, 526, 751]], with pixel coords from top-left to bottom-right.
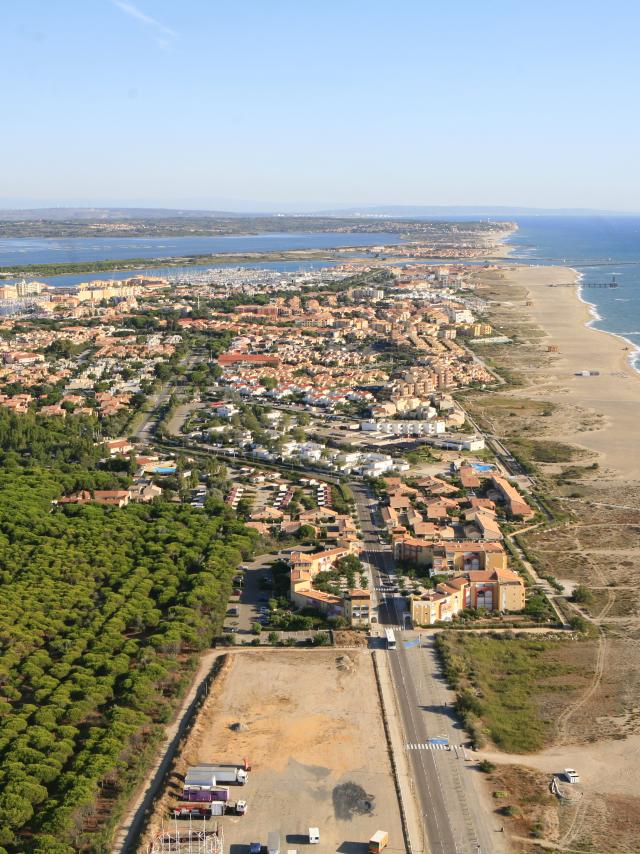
[[350, 482, 503, 854]]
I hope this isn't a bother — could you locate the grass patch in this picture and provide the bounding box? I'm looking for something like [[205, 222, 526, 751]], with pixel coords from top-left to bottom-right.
[[485, 764, 559, 843], [509, 437, 583, 465], [470, 395, 555, 417], [436, 632, 579, 752]]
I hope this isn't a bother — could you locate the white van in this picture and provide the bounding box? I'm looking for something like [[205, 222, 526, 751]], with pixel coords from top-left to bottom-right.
[[267, 832, 280, 854], [308, 828, 320, 844]]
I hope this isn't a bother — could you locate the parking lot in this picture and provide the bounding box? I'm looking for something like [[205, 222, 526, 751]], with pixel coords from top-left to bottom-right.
[[223, 547, 317, 637], [224, 555, 274, 635], [141, 650, 405, 853]]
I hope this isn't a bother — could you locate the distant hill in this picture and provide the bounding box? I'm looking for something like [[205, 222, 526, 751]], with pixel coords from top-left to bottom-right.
[[313, 205, 637, 217], [0, 205, 636, 222], [0, 207, 249, 221]]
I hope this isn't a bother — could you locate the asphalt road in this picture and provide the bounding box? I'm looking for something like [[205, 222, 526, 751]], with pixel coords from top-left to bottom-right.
[[350, 481, 498, 854], [135, 353, 198, 442]]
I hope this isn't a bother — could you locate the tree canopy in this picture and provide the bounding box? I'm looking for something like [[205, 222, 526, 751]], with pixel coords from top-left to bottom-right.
[[0, 409, 257, 851]]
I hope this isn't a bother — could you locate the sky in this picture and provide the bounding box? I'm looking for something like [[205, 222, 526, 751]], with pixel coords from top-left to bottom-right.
[[1, 0, 639, 212]]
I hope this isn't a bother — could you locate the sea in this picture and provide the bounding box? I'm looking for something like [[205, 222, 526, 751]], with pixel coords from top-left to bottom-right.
[[504, 216, 640, 368]]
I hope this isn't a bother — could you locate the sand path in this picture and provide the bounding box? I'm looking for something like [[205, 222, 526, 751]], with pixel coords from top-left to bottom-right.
[[477, 730, 640, 798]]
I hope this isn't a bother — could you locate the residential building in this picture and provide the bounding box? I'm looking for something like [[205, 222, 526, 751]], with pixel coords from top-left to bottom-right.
[[410, 567, 526, 625], [491, 475, 535, 519], [342, 588, 371, 627], [394, 537, 507, 576]]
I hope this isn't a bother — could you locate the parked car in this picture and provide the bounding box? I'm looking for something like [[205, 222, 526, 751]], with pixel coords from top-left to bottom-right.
[[249, 843, 261, 854]]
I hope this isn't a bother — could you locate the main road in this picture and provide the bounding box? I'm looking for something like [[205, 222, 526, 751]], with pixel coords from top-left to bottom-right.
[[350, 481, 501, 854]]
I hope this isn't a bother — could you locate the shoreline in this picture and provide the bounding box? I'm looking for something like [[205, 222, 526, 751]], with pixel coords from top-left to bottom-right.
[[492, 262, 640, 480], [575, 270, 640, 374]]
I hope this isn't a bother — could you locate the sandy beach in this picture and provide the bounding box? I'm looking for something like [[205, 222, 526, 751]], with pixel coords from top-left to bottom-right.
[[468, 261, 640, 851], [497, 264, 640, 480]]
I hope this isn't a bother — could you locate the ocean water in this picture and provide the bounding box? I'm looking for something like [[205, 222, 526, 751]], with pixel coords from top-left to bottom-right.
[[0, 231, 401, 267], [505, 216, 640, 366]]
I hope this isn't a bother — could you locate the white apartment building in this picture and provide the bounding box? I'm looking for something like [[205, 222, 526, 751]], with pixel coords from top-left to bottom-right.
[[360, 419, 446, 436]]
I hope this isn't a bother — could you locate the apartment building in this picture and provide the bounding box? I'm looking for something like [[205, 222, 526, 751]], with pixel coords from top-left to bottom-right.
[[289, 547, 350, 576], [410, 567, 526, 625], [342, 589, 372, 627], [491, 475, 535, 519], [394, 537, 507, 576]]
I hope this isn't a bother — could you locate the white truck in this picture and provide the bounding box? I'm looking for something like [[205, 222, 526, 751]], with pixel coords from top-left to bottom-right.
[[190, 763, 249, 785]]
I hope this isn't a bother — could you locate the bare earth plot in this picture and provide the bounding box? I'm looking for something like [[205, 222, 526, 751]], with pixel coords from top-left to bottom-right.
[[140, 650, 405, 854]]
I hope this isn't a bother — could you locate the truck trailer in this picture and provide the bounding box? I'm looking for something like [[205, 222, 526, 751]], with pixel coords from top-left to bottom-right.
[[189, 763, 249, 785], [184, 768, 218, 790], [172, 801, 225, 818], [181, 786, 230, 803]]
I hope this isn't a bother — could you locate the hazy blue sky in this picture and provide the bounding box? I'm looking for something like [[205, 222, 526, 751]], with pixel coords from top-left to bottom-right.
[[1, 0, 638, 211]]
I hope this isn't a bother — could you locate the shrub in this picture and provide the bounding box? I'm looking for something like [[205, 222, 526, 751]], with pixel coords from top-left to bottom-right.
[[569, 614, 590, 634], [572, 584, 594, 605], [499, 804, 519, 817]]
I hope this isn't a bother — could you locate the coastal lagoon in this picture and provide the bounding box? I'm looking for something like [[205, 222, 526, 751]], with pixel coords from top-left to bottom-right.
[[1, 259, 349, 289], [0, 231, 401, 267]]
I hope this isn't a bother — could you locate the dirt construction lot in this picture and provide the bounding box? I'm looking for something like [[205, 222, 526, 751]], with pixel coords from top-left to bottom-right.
[[141, 650, 405, 854]]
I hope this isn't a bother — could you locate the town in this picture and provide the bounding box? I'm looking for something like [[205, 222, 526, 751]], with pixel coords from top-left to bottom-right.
[[3, 3, 636, 850], [0, 253, 562, 854]]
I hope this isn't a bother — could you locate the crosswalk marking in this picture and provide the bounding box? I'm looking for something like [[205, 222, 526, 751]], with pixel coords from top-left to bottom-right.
[[405, 742, 450, 751]]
